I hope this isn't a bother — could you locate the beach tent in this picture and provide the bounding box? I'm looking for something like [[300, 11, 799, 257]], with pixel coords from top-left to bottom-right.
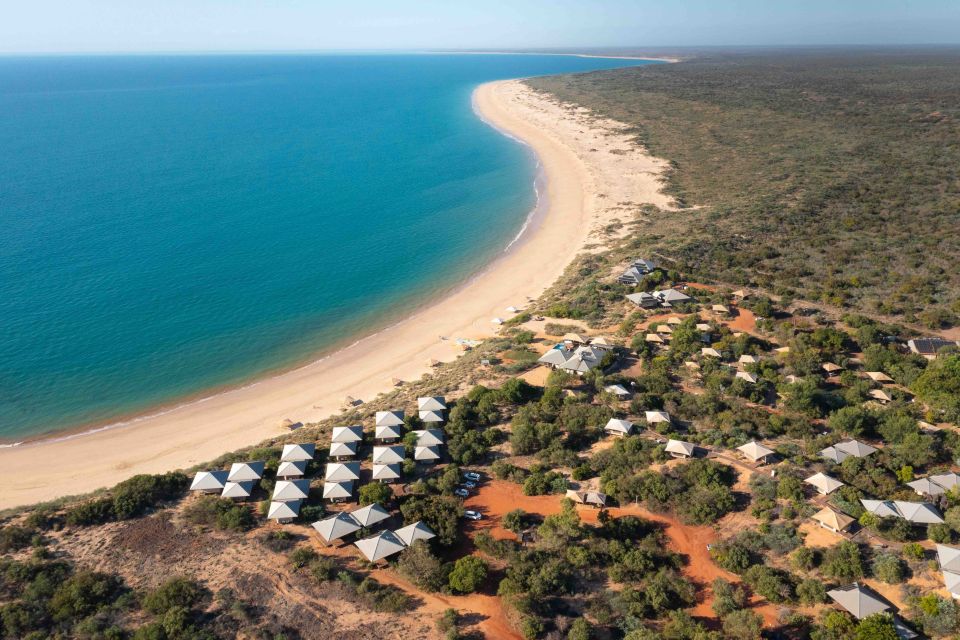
[[828, 584, 891, 620], [735, 371, 758, 384], [893, 501, 944, 524], [190, 470, 228, 493], [312, 512, 361, 544], [395, 521, 436, 546], [375, 424, 403, 442], [865, 371, 895, 383], [868, 389, 893, 403], [860, 499, 901, 518], [354, 530, 407, 563], [328, 441, 358, 460], [272, 479, 310, 502], [276, 460, 308, 478], [227, 461, 265, 482], [738, 354, 759, 365], [811, 507, 854, 533], [331, 425, 363, 444], [372, 445, 405, 465], [351, 503, 391, 528], [937, 544, 960, 573], [907, 477, 947, 497], [645, 334, 665, 344], [419, 410, 445, 424], [322, 481, 354, 501], [414, 446, 441, 462], [418, 396, 447, 412], [804, 472, 845, 495], [280, 443, 315, 462], [267, 500, 301, 524], [325, 462, 361, 482], [372, 463, 401, 483], [737, 441, 775, 463], [836, 440, 878, 458], [605, 384, 631, 399], [604, 418, 634, 437], [701, 347, 721, 358], [375, 410, 405, 427], [221, 481, 254, 500], [413, 429, 445, 447], [665, 439, 696, 458], [645, 411, 671, 424], [943, 571, 960, 600]]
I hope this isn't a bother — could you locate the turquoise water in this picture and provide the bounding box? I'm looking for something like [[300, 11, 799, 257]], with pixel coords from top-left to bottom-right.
[[0, 54, 651, 441]]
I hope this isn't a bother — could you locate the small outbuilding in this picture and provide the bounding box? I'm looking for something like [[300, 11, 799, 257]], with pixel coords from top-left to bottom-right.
[[221, 481, 254, 500], [811, 506, 854, 533], [804, 472, 845, 495], [325, 462, 361, 482], [372, 463, 401, 483], [373, 445, 405, 465], [827, 583, 891, 620], [604, 418, 634, 437], [280, 443, 316, 462], [375, 424, 403, 443], [665, 439, 696, 459], [227, 461, 265, 483], [267, 500, 302, 524], [645, 410, 671, 425], [414, 446, 441, 462], [272, 479, 311, 502], [413, 429, 444, 446], [328, 441, 358, 460], [351, 503, 391, 528], [375, 410, 405, 427], [190, 470, 229, 494], [331, 425, 363, 444], [312, 512, 361, 544], [322, 480, 354, 502], [276, 460, 308, 478], [395, 521, 436, 546], [737, 441, 775, 464], [354, 530, 407, 563]]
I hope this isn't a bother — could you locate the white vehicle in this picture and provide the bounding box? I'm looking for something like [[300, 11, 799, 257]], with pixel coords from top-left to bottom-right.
[[461, 481, 477, 489], [454, 488, 469, 498], [464, 510, 482, 520], [463, 472, 482, 482]]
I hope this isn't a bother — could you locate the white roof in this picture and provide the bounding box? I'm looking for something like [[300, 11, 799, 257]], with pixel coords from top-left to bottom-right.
[[328, 441, 358, 458], [354, 530, 407, 562], [221, 481, 254, 499], [604, 418, 634, 435], [414, 445, 441, 461], [267, 500, 301, 520], [665, 439, 696, 456], [331, 425, 363, 443], [645, 411, 670, 423], [280, 443, 315, 462], [351, 503, 391, 527], [861, 499, 901, 518], [394, 521, 436, 546], [819, 446, 847, 463], [417, 396, 447, 411], [865, 371, 894, 382], [375, 410, 405, 427], [937, 544, 960, 572], [322, 480, 354, 499], [739, 354, 759, 364], [413, 429, 444, 446], [827, 584, 890, 620], [605, 384, 631, 397], [419, 410, 445, 423], [804, 472, 845, 494], [539, 347, 574, 365], [190, 470, 228, 491], [931, 473, 960, 491], [325, 461, 361, 482], [944, 570, 960, 594], [907, 478, 946, 497], [375, 424, 403, 440], [893, 501, 944, 524], [372, 463, 401, 481], [312, 512, 361, 543], [273, 479, 310, 502], [735, 371, 758, 383], [737, 441, 774, 462], [868, 389, 892, 402], [276, 460, 308, 478], [655, 289, 691, 303], [626, 292, 656, 304], [835, 440, 878, 458], [701, 347, 721, 358], [373, 445, 405, 465], [227, 461, 265, 482]]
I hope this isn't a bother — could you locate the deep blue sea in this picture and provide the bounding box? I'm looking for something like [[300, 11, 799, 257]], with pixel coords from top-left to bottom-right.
[[0, 54, 650, 441]]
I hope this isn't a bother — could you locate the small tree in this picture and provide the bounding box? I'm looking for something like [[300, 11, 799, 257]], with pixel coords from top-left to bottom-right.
[[358, 482, 392, 506], [567, 618, 592, 640], [871, 552, 906, 584], [448, 556, 488, 594], [502, 509, 527, 536], [722, 609, 763, 640]]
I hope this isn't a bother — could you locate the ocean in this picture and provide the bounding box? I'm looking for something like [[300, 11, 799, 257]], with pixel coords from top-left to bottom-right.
[[0, 53, 651, 441]]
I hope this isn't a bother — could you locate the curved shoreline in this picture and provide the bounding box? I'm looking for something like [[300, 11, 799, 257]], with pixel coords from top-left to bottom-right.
[[0, 78, 672, 510]]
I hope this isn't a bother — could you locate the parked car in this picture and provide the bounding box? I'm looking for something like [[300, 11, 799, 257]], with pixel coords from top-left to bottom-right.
[[454, 488, 469, 498], [463, 472, 481, 482], [464, 510, 482, 520], [461, 481, 477, 489]]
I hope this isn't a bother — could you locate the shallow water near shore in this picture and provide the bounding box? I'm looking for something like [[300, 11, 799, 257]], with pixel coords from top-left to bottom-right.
[[0, 53, 653, 441]]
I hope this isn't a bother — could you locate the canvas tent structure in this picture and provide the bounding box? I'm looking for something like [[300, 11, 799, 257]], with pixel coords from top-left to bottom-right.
[[190, 470, 228, 494], [868, 389, 893, 403], [372, 463, 401, 483], [375, 424, 403, 443], [820, 439, 878, 463], [354, 530, 407, 563], [931, 473, 960, 491], [907, 477, 947, 497], [860, 499, 901, 518], [280, 443, 315, 462], [665, 439, 696, 459], [605, 384, 631, 399], [331, 425, 363, 444], [827, 584, 891, 620], [414, 446, 441, 462], [645, 411, 671, 424], [737, 441, 775, 464], [328, 441, 358, 460], [565, 489, 608, 507], [227, 461, 265, 482], [272, 479, 310, 502], [701, 347, 721, 358], [325, 462, 361, 482], [267, 500, 302, 524], [372, 445, 405, 465], [604, 418, 634, 437], [322, 481, 354, 501], [893, 501, 944, 524], [221, 481, 254, 500], [735, 371, 758, 384], [865, 371, 894, 383], [811, 507, 854, 533], [418, 396, 447, 412], [375, 410, 405, 427], [937, 544, 960, 573], [395, 521, 436, 546], [312, 512, 361, 544], [351, 503, 391, 528], [277, 460, 308, 478], [804, 472, 845, 496], [413, 429, 444, 447]]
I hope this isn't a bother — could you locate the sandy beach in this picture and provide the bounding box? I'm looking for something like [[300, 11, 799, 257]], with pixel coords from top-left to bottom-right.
[[0, 79, 672, 510]]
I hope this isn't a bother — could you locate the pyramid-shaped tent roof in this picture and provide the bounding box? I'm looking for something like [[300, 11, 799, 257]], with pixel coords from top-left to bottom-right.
[[322, 480, 354, 499], [811, 506, 854, 531], [190, 470, 228, 491], [373, 445, 405, 465], [665, 439, 696, 457], [372, 463, 401, 481], [267, 500, 302, 520], [414, 445, 441, 461], [276, 460, 308, 478], [931, 472, 960, 491], [325, 461, 360, 482], [936, 544, 960, 572], [835, 440, 878, 458], [645, 411, 671, 424], [737, 441, 775, 462], [907, 477, 946, 497], [351, 503, 391, 528], [395, 521, 436, 546], [805, 472, 845, 495], [331, 425, 363, 443], [329, 441, 358, 458], [375, 424, 403, 440], [354, 530, 407, 562], [827, 584, 890, 620], [413, 429, 444, 446], [417, 397, 447, 412], [604, 418, 634, 435], [893, 501, 944, 524], [861, 499, 900, 518], [227, 461, 265, 482], [375, 411, 405, 427], [419, 410, 445, 423], [273, 479, 310, 502], [280, 443, 315, 462], [312, 512, 361, 543], [221, 481, 254, 498]]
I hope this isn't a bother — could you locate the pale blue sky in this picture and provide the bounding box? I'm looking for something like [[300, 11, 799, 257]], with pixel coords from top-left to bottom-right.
[[2, 0, 959, 54]]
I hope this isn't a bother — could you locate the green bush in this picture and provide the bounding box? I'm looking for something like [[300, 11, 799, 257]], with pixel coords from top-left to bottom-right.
[[142, 577, 205, 615], [448, 556, 488, 594]]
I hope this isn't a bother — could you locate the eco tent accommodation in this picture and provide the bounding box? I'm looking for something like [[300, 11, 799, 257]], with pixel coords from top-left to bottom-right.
[[565, 489, 608, 508], [811, 507, 854, 533], [227, 461, 265, 482], [735, 371, 758, 384], [907, 477, 947, 497], [413, 429, 444, 447], [312, 512, 361, 544], [395, 521, 436, 546], [328, 441, 358, 460], [372, 463, 401, 483], [276, 460, 308, 478], [272, 479, 310, 502], [604, 418, 634, 437], [354, 530, 407, 563], [937, 544, 960, 599], [414, 446, 441, 462], [418, 396, 447, 423], [375, 424, 403, 443], [267, 500, 302, 524], [820, 439, 878, 463], [868, 389, 893, 404], [827, 584, 891, 620], [322, 480, 354, 502], [372, 445, 405, 465], [351, 503, 391, 528], [280, 443, 315, 462], [865, 371, 894, 383], [221, 481, 254, 500], [189, 470, 228, 494], [325, 462, 360, 482], [645, 411, 671, 425], [736, 441, 775, 464], [375, 410, 405, 427], [893, 501, 944, 524], [331, 425, 363, 444], [804, 472, 845, 495], [605, 384, 631, 399], [665, 439, 696, 459]]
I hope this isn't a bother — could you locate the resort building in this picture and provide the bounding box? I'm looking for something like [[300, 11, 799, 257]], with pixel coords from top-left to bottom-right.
[[735, 371, 758, 384], [654, 289, 692, 306], [868, 389, 893, 404], [267, 500, 302, 524], [827, 584, 891, 620], [711, 304, 730, 315], [738, 354, 759, 365], [375, 424, 403, 443], [395, 521, 436, 546], [811, 506, 855, 533], [418, 396, 447, 424], [604, 418, 634, 437], [272, 479, 310, 502], [276, 460, 308, 479], [313, 512, 361, 544], [626, 292, 659, 309], [645, 333, 665, 344], [931, 472, 960, 491], [907, 338, 959, 359], [861, 499, 944, 524], [414, 445, 441, 463], [355, 530, 407, 563], [936, 544, 960, 599], [822, 362, 842, 375], [667, 316, 683, 325], [907, 477, 948, 497], [325, 462, 361, 482], [737, 441, 775, 464], [605, 384, 632, 399], [804, 472, 845, 495], [227, 461, 265, 483], [328, 441, 358, 460], [413, 429, 445, 447], [375, 410, 405, 427], [701, 347, 721, 358], [820, 439, 878, 463], [645, 410, 671, 425], [372, 445, 405, 465], [665, 439, 696, 459], [331, 425, 363, 444], [565, 489, 608, 508], [221, 481, 254, 500], [865, 371, 894, 383], [322, 480, 354, 502], [351, 503, 391, 528], [280, 443, 316, 462], [372, 463, 401, 483], [189, 470, 228, 494]]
